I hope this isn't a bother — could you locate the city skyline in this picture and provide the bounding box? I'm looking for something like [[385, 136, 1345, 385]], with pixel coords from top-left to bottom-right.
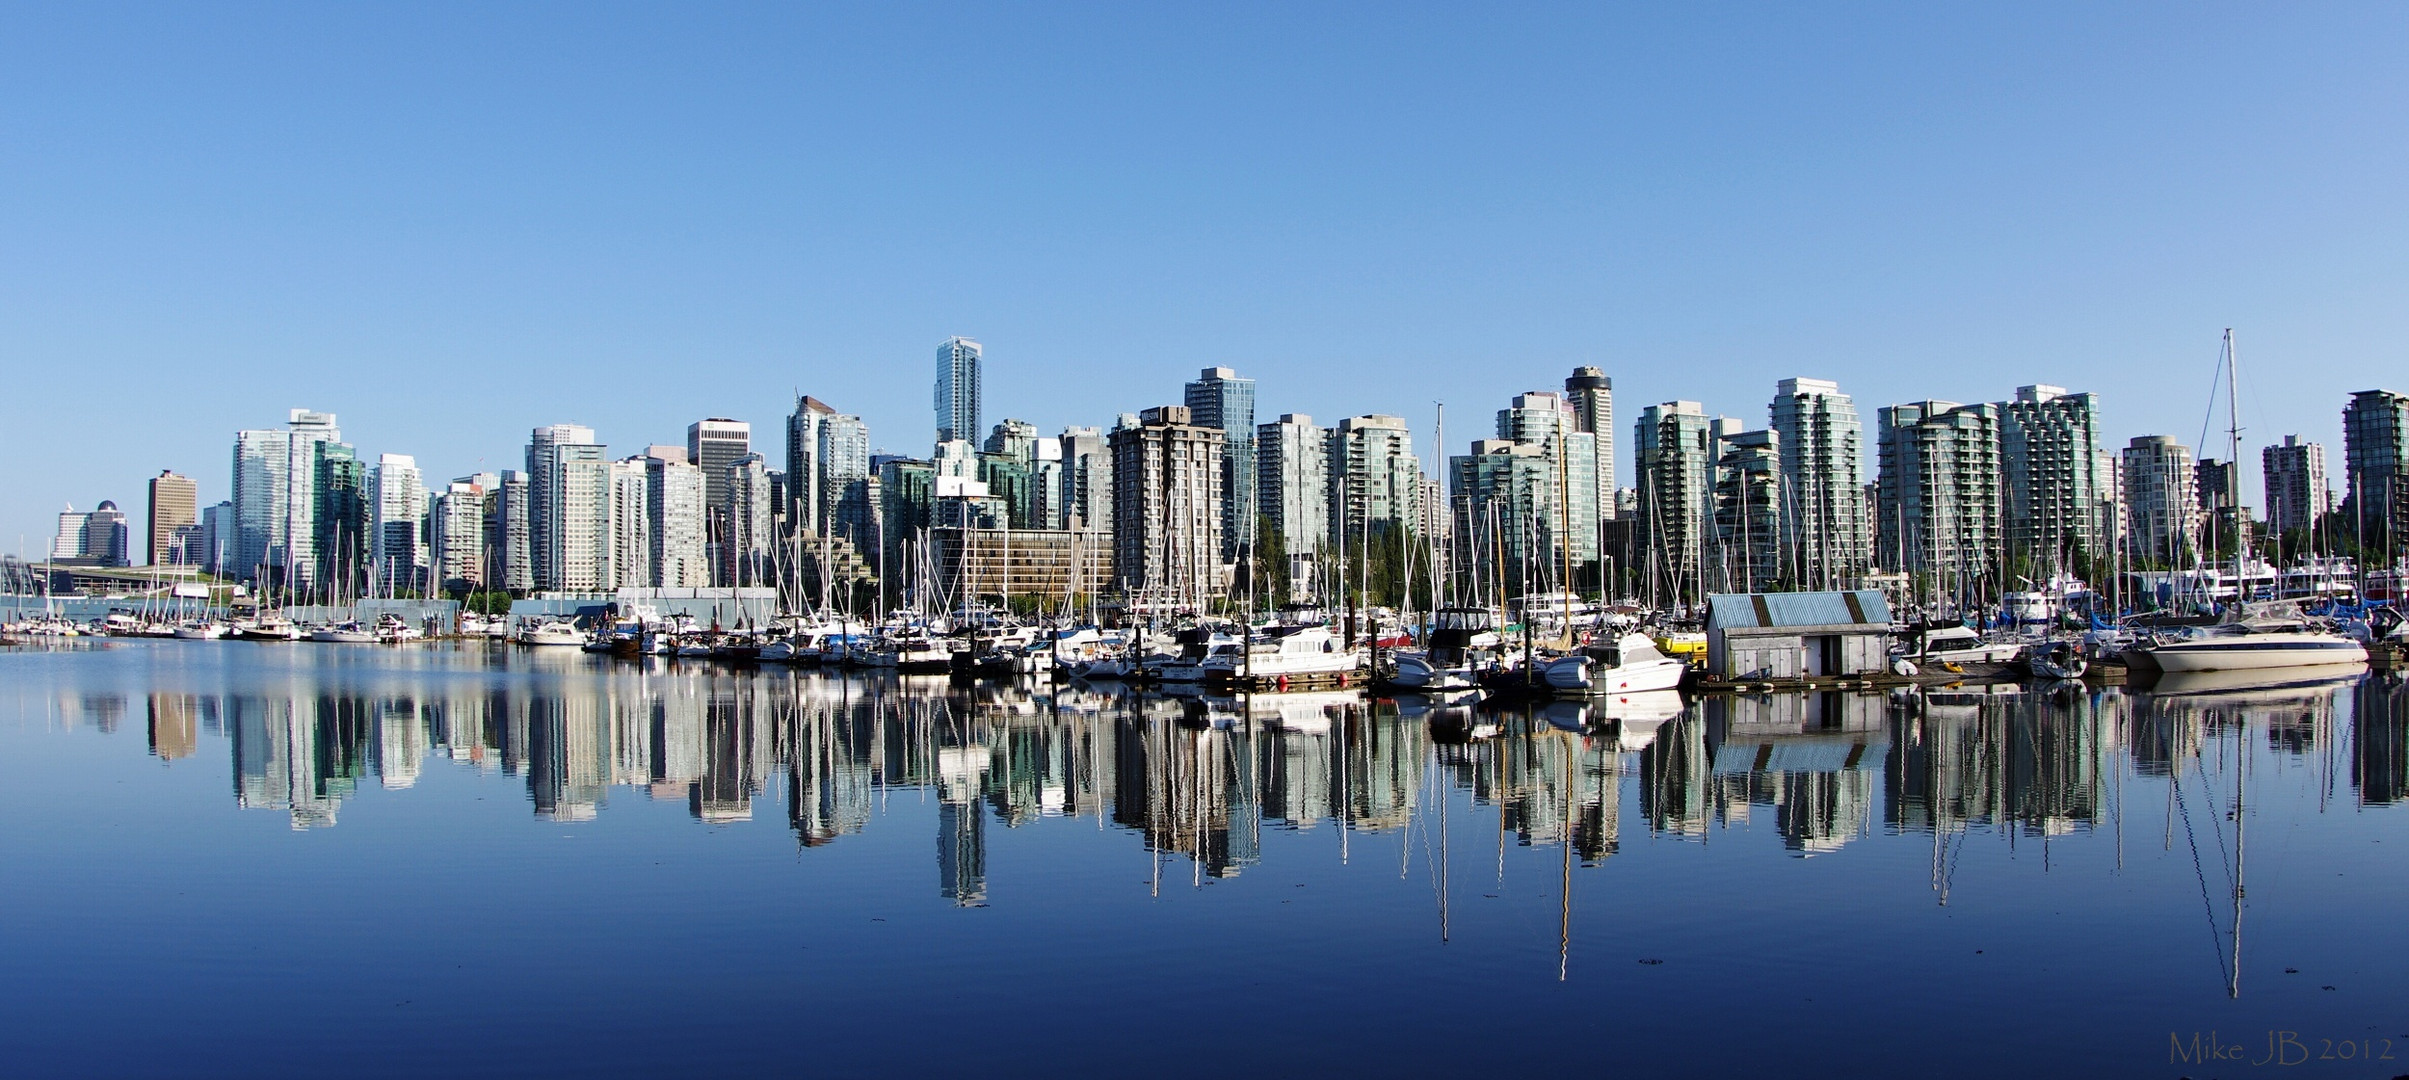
[[8, 6, 2409, 556], [33, 361, 2401, 606]]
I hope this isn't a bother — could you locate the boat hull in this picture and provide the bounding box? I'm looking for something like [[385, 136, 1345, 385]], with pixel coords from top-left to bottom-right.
[[2139, 638, 2367, 673], [1543, 656, 1687, 695]]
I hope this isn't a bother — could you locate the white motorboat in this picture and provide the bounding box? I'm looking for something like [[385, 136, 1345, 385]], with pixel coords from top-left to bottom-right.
[[518, 620, 585, 648], [885, 635, 954, 673], [173, 620, 228, 640], [1541, 632, 1688, 695], [1203, 624, 1364, 684], [2128, 337, 2370, 679], [2132, 612, 2366, 674], [1899, 625, 2026, 673], [310, 621, 378, 644], [231, 615, 301, 641]]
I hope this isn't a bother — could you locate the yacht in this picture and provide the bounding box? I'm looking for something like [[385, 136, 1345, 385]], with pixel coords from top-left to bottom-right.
[[2129, 606, 2367, 674], [1897, 625, 2025, 675], [310, 621, 378, 644], [1540, 632, 1688, 695], [1201, 623, 1364, 685], [1385, 606, 1498, 691], [231, 614, 302, 641], [518, 620, 585, 648], [884, 633, 955, 674], [1150, 625, 1243, 683]]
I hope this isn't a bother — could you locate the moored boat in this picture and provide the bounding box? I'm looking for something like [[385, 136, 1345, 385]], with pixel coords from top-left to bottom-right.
[[1540, 632, 1688, 696]]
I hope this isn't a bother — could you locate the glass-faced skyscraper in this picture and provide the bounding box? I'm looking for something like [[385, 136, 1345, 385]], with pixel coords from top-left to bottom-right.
[[2343, 389, 2409, 545], [1184, 367, 1256, 560], [230, 408, 341, 589], [936, 337, 983, 445], [1770, 377, 1869, 589]]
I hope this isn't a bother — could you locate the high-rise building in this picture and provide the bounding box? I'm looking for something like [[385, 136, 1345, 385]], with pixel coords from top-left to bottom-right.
[[2342, 389, 2409, 545], [2262, 435, 2331, 537], [687, 418, 752, 505], [1712, 429, 1782, 592], [2123, 435, 2199, 564], [53, 503, 131, 567], [1109, 405, 1225, 599], [647, 453, 709, 588], [936, 439, 982, 483], [1565, 367, 1616, 519], [984, 418, 1042, 465], [1874, 401, 2002, 584], [1257, 413, 1329, 560], [83, 502, 131, 567], [200, 501, 235, 576], [369, 454, 427, 594], [687, 418, 751, 583], [1498, 391, 1572, 443], [528, 424, 611, 591], [147, 470, 199, 567], [976, 452, 1038, 530], [877, 456, 937, 577], [52, 506, 88, 561], [1028, 438, 1066, 530], [1057, 427, 1111, 532], [431, 477, 491, 592], [1490, 391, 1602, 574], [1449, 439, 1554, 597], [488, 471, 534, 594], [230, 408, 341, 587], [724, 453, 774, 586], [1634, 402, 1715, 602], [786, 396, 838, 535], [2195, 456, 2239, 520], [608, 459, 652, 589], [1999, 386, 2105, 569], [1185, 367, 1257, 560], [1769, 378, 1869, 588], [312, 441, 368, 593], [1328, 415, 1420, 551], [936, 337, 983, 444]]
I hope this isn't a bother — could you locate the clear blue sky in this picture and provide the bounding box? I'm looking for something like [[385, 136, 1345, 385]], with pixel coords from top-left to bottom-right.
[[4, 3, 2406, 552]]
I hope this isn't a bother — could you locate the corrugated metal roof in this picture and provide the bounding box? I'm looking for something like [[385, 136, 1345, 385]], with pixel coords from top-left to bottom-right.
[[1710, 736, 1890, 775], [1706, 590, 1891, 629]]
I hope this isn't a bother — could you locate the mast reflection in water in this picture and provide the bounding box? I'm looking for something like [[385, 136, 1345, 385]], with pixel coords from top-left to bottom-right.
[[6, 643, 2409, 1078]]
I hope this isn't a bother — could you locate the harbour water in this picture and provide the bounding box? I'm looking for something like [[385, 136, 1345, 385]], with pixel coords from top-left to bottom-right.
[[3, 642, 2405, 1077]]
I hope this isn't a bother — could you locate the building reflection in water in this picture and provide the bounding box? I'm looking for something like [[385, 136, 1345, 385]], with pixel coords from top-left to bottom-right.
[[65, 662, 2397, 915]]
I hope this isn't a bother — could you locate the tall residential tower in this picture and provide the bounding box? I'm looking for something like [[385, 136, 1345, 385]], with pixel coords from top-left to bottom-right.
[[936, 337, 983, 445]]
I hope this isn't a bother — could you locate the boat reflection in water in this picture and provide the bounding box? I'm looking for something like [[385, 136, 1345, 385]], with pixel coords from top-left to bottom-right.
[[16, 641, 2409, 1078], [37, 646, 2409, 989]]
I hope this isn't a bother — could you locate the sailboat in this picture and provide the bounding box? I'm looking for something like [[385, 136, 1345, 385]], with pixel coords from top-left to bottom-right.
[[2133, 332, 2367, 677]]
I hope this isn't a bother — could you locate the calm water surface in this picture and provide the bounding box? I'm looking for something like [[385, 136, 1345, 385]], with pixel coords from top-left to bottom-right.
[[3, 641, 2406, 1078]]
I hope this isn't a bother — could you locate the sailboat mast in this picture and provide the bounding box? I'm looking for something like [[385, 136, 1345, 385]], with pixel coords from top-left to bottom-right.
[[2224, 329, 2249, 585]]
